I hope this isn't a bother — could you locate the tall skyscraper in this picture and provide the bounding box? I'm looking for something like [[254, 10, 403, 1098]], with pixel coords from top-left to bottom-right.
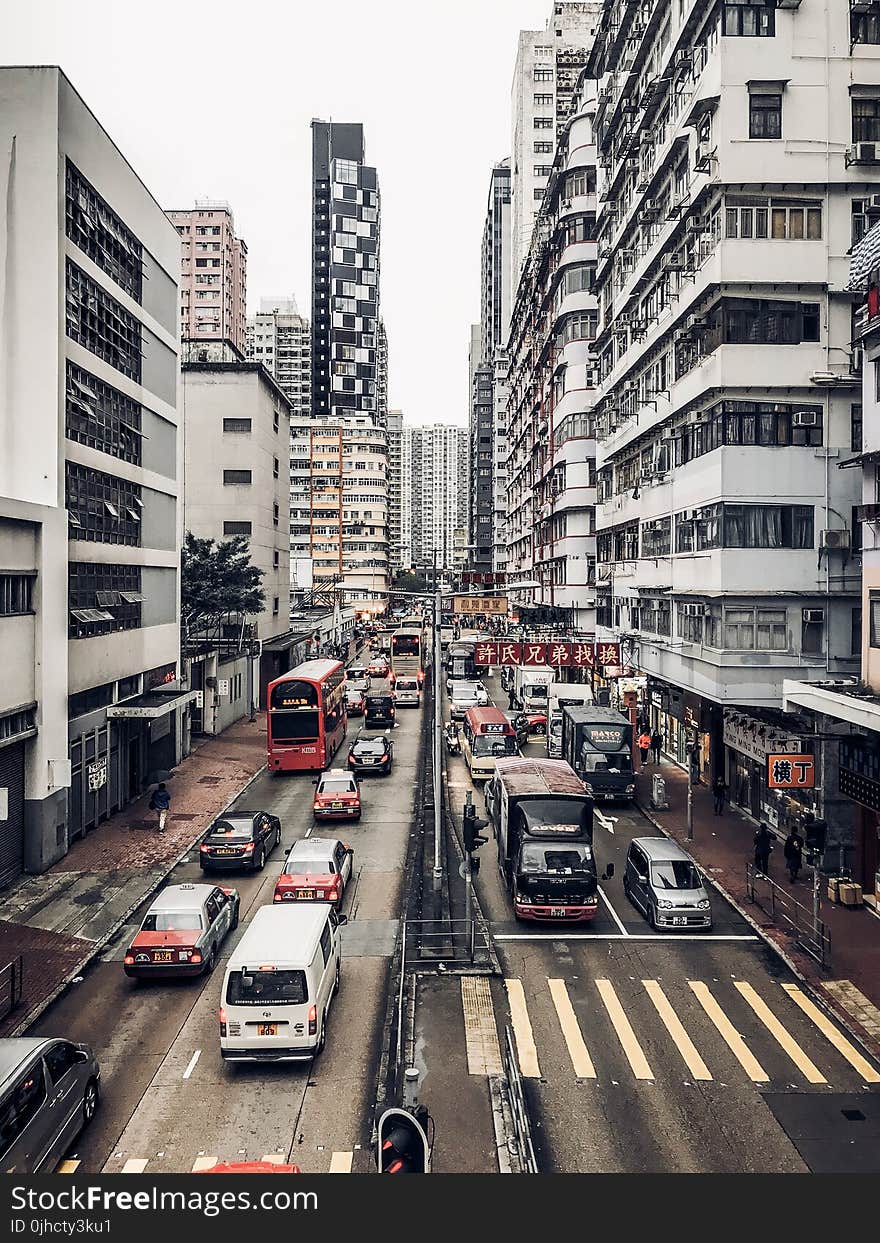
[[481, 160, 512, 365], [167, 199, 248, 357], [405, 425, 469, 573], [386, 409, 406, 574], [510, 2, 601, 286], [246, 296, 310, 419], [310, 121, 381, 422], [377, 319, 389, 425]]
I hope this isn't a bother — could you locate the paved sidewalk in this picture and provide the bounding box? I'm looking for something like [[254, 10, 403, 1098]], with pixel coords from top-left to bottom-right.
[[0, 715, 267, 1036], [635, 759, 880, 1058]]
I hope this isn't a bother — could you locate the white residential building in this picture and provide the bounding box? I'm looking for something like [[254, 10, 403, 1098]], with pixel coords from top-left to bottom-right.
[[386, 409, 407, 573], [245, 297, 310, 418], [406, 424, 470, 573]]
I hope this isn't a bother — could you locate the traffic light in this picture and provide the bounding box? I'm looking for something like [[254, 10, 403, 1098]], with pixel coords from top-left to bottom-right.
[[804, 817, 827, 856], [376, 1108, 431, 1173], [463, 802, 489, 853]]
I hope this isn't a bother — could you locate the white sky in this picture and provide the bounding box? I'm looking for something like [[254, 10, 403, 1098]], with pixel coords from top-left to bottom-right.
[[4, 0, 551, 426]]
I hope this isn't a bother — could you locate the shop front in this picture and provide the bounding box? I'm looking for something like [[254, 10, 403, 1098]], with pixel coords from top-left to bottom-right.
[[838, 734, 880, 894], [722, 709, 815, 833], [647, 679, 713, 778]]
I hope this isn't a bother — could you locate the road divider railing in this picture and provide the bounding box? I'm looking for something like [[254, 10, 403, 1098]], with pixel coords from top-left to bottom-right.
[[746, 864, 831, 966], [502, 1024, 538, 1173]]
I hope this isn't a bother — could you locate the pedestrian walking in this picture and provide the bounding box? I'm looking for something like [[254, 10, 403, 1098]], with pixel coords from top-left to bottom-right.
[[650, 730, 663, 764], [638, 730, 651, 767], [149, 782, 171, 833], [712, 773, 727, 815], [784, 828, 804, 884], [753, 823, 774, 877]]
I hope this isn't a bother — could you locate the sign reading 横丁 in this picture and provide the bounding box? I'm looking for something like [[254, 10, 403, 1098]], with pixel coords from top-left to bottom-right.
[[767, 754, 815, 789], [471, 641, 620, 667], [453, 596, 508, 615]]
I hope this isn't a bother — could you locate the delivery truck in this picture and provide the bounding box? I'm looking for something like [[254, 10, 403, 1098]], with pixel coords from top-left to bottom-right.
[[561, 706, 636, 803], [547, 682, 594, 758]]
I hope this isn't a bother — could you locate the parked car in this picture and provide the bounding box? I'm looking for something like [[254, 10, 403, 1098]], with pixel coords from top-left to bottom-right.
[[450, 681, 489, 720], [623, 837, 713, 930], [274, 837, 354, 908], [313, 770, 362, 821], [0, 1037, 101, 1173], [348, 730, 394, 776], [199, 811, 282, 873], [124, 883, 240, 978], [364, 692, 396, 729], [345, 689, 367, 717]]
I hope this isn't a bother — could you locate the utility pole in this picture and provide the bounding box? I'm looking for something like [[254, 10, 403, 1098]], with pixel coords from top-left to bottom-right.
[[463, 791, 473, 928], [686, 773, 694, 842], [433, 568, 443, 894]]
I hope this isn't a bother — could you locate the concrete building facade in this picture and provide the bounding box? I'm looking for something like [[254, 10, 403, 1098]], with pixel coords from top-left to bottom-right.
[[167, 200, 247, 357], [245, 296, 310, 418], [406, 424, 469, 573], [386, 409, 407, 574], [0, 67, 185, 882]]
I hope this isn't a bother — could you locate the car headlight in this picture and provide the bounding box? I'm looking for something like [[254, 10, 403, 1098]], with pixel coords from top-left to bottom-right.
[[515, 891, 531, 904], [626, 784, 635, 793], [657, 898, 673, 908], [698, 899, 711, 910]]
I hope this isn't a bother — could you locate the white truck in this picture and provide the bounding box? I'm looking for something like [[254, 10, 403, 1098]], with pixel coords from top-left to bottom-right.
[[547, 682, 594, 758], [512, 665, 554, 714]]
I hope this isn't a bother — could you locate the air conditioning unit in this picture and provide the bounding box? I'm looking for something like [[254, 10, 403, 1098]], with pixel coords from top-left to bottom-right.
[[802, 608, 825, 623], [792, 410, 819, 427], [631, 319, 647, 338], [674, 326, 693, 341], [562, 198, 573, 209], [851, 346, 864, 374], [870, 193, 880, 211], [618, 311, 634, 325], [859, 503, 880, 522], [690, 315, 711, 331], [820, 529, 851, 552], [660, 429, 674, 441], [847, 143, 880, 165]]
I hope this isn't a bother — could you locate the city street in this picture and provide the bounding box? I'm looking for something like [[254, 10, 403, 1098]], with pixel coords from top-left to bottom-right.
[[29, 684, 425, 1175]]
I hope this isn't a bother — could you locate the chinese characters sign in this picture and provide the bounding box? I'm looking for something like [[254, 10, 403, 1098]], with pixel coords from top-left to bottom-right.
[[767, 754, 815, 789], [452, 595, 509, 615], [472, 641, 620, 668]]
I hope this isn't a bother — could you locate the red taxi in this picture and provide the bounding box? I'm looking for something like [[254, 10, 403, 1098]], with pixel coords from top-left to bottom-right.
[[124, 883, 240, 978], [312, 769, 362, 821], [345, 688, 367, 717], [367, 656, 389, 677], [273, 836, 353, 908]]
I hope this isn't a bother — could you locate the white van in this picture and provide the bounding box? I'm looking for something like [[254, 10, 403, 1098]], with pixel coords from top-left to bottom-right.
[[219, 904, 344, 1063], [393, 675, 421, 707]]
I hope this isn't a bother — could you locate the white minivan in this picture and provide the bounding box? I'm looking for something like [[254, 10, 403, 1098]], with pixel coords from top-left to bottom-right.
[[219, 904, 344, 1063], [393, 675, 421, 707]]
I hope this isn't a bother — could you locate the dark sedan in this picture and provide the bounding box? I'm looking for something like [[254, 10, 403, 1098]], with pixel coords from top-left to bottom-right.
[[348, 731, 394, 776], [199, 811, 282, 872]]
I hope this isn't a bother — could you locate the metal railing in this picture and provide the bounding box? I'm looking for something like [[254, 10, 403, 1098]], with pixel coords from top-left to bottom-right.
[[401, 918, 491, 966], [0, 955, 23, 1024], [503, 1026, 538, 1174], [746, 865, 831, 966]]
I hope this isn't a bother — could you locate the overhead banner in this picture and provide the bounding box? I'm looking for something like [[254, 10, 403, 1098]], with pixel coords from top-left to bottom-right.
[[452, 595, 508, 615], [472, 641, 620, 668]]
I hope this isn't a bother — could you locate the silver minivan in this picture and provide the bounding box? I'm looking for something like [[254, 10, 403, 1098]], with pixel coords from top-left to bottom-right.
[[623, 837, 712, 930], [0, 1037, 100, 1173]]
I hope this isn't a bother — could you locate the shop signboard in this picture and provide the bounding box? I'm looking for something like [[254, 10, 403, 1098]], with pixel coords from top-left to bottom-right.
[[472, 640, 619, 668], [767, 754, 815, 789], [453, 595, 508, 615], [87, 757, 108, 793], [722, 709, 801, 765]]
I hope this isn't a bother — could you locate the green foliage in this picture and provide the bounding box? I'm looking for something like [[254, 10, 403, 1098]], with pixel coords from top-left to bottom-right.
[[181, 532, 265, 633], [393, 571, 432, 595]]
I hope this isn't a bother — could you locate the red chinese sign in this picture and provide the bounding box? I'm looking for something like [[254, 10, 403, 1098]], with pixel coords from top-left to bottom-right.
[[767, 754, 815, 789], [472, 641, 620, 668]]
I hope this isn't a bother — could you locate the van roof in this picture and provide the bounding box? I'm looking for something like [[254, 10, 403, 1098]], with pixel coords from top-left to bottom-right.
[[563, 705, 630, 725], [226, 904, 330, 969], [632, 836, 697, 862]]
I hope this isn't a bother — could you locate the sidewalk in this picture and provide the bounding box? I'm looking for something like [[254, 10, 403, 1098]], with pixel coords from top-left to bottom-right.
[[0, 714, 267, 1037], [635, 760, 880, 1058]]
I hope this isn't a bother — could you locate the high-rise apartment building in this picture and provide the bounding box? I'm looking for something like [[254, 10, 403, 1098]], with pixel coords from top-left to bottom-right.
[[510, 2, 602, 286], [386, 409, 407, 574], [310, 122, 381, 423], [0, 68, 187, 883], [469, 328, 494, 575], [405, 425, 469, 573], [245, 297, 310, 419], [167, 200, 247, 356], [377, 319, 389, 425]]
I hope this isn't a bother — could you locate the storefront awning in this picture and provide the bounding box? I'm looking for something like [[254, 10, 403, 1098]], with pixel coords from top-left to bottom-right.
[[107, 690, 198, 720]]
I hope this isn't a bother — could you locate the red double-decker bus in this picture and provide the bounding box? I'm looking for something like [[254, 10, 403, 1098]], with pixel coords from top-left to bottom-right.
[[267, 659, 347, 773]]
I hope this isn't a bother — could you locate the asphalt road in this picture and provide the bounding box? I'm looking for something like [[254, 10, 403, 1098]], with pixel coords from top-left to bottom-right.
[[31, 676, 425, 1175], [443, 670, 880, 1173]]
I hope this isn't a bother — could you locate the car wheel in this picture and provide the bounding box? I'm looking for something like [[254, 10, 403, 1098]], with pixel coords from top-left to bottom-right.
[[333, 962, 341, 997], [315, 1015, 327, 1057], [205, 945, 217, 974], [275, 825, 282, 853], [230, 902, 240, 932], [647, 902, 656, 930], [254, 846, 265, 872], [82, 1079, 99, 1126], [535, 723, 546, 736]]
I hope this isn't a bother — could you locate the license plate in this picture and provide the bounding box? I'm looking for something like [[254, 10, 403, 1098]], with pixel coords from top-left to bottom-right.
[[551, 908, 566, 917], [214, 847, 238, 855], [153, 950, 174, 962], [298, 889, 315, 900], [672, 916, 687, 926], [258, 1023, 278, 1037], [331, 801, 343, 809]]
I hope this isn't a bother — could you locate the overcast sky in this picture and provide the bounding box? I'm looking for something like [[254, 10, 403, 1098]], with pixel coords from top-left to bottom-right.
[[4, 0, 551, 426]]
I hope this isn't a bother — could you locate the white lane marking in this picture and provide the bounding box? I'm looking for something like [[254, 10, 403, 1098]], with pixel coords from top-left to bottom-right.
[[642, 980, 713, 1081], [548, 979, 596, 1078], [182, 1049, 201, 1080], [493, 933, 760, 942], [191, 1156, 216, 1171], [597, 885, 629, 935], [734, 981, 826, 1084], [595, 979, 654, 1080], [328, 1151, 353, 1173], [781, 983, 880, 1084], [120, 1158, 149, 1173], [594, 810, 617, 834], [504, 978, 541, 1078]]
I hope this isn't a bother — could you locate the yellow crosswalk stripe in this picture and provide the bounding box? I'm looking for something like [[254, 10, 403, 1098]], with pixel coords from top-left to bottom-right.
[[595, 978, 653, 1080], [548, 979, 596, 1078], [191, 1157, 217, 1171], [57, 1159, 80, 1174], [505, 978, 541, 1077], [734, 981, 826, 1083], [261, 1154, 285, 1164], [328, 1151, 353, 1173], [120, 1158, 149, 1174], [689, 981, 769, 1082], [781, 983, 880, 1084], [642, 980, 712, 1081]]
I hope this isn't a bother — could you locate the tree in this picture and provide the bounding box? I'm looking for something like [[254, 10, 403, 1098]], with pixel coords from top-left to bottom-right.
[[181, 532, 266, 635], [393, 571, 432, 595]]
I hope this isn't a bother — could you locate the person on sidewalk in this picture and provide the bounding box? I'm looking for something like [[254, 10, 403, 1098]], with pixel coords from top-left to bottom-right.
[[713, 773, 728, 815], [638, 731, 651, 768], [753, 823, 774, 877], [784, 828, 804, 884], [149, 782, 171, 833], [650, 730, 663, 764]]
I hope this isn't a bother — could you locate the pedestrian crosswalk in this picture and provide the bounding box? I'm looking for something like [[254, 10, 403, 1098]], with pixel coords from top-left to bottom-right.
[[500, 975, 880, 1089], [69, 1150, 357, 1175]]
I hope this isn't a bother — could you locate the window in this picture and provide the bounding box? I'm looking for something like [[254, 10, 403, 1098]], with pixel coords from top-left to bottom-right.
[[725, 198, 821, 241], [641, 517, 672, 557], [534, 117, 553, 129], [273, 596, 280, 615], [65, 163, 143, 303], [802, 613, 824, 656], [749, 93, 781, 140], [223, 470, 252, 485], [273, 457, 280, 478], [723, 1, 775, 37], [723, 298, 821, 345], [534, 165, 553, 176], [853, 98, 880, 144], [273, 502, 280, 528], [66, 462, 142, 546], [534, 141, 553, 154], [0, 574, 34, 615], [534, 67, 553, 82], [223, 521, 252, 536], [722, 504, 813, 548], [68, 562, 142, 638], [853, 8, 880, 45], [853, 607, 863, 657], [44, 1042, 79, 1087], [852, 404, 863, 452], [66, 262, 141, 382], [534, 187, 546, 200], [677, 607, 704, 644], [223, 418, 252, 434]]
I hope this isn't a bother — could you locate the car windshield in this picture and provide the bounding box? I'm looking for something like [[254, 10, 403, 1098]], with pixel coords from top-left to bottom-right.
[[651, 861, 702, 890], [524, 684, 548, 699], [582, 753, 632, 774], [354, 738, 385, 753], [142, 911, 203, 931], [519, 844, 593, 874], [472, 735, 517, 758], [206, 820, 252, 842], [320, 779, 355, 794], [367, 697, 392, 708], [226, 969, 307, 1006], [396, 680, 417, 690], [285, 858, 333, 875], [349, 668, 367, 678]]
